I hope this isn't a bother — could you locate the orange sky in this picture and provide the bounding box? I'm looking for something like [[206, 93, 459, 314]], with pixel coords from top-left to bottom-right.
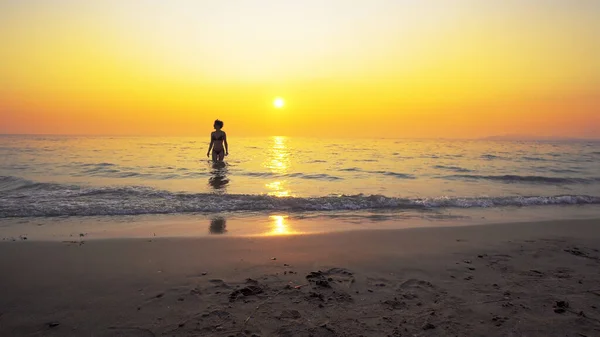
[[1, 1, 599, 138]]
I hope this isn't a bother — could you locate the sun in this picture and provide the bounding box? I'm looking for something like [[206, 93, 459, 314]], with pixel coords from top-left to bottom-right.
[[273, 97, 285, 109]]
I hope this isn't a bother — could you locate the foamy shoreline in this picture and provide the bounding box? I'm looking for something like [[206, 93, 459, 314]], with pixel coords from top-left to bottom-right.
[[2, 205, 600, 241]]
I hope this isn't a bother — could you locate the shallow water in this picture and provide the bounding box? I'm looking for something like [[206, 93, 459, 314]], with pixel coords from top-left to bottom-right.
[[1, 135, 599, 235]]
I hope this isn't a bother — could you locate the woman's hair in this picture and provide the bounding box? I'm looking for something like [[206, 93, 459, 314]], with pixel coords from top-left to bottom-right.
[[214, 119, 224, 128]]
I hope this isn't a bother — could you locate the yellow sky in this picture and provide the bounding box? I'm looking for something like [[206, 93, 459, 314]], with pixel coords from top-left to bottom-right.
[[1, 0, 599, 138]]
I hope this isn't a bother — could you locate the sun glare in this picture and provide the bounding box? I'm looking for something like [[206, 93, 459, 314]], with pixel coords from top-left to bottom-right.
[[265, 215, 301, 236], [273, 97, 285, 109]]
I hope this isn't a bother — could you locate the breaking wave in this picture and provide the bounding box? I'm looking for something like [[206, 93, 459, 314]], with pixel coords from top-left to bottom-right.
[[1, 176, 599, 218]]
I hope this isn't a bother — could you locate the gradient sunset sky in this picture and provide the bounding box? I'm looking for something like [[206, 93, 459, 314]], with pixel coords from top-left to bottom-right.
[[1, 1, 599, 138]]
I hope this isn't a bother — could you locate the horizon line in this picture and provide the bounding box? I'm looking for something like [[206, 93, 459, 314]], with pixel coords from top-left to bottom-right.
[[0, 133, 598, 141]]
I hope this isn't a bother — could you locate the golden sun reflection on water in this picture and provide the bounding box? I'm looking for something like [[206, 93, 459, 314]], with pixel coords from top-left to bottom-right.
[[264, 136, 292, 197], [265, 181, 290, 197], [265, 215, 301, 236]]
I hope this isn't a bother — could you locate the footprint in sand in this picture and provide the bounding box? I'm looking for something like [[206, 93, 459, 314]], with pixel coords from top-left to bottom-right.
[[208, 279, 231, 289], [305, 268, 355, 289], [395, 279, 444, 304]]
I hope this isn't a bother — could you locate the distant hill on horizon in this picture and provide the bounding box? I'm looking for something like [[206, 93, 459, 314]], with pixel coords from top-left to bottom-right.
[[480, 134, 598, 142]]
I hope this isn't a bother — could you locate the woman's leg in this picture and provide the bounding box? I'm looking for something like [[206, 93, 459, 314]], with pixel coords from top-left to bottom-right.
[[217, 150, 225, 161], [213, 149, 224, 161]]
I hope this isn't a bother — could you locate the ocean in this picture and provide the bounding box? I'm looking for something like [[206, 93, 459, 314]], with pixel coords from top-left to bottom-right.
[[1, 135, 599, 238]]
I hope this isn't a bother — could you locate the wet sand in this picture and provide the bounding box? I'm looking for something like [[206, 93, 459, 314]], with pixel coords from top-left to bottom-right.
[[1, 219, 600, 336]]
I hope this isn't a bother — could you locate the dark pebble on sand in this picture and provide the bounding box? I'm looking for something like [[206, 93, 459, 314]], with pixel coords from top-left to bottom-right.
[[284, 263, 289, 267], [556, 301, 569, 308], [316, 280, 331, 288], [554, 308, 566, 314], [368, 289, 373, 293], [477, 254, 484, 258], [463, 260, 472, 264], [468, 267, 476, 271], [271, 257, 277, 260], [309, 292, 324, 301], [155, 293, 164, 298], [422, 323, 435, 330], [306, 271, 323, 279], [48, 322, 60, 328], [564, 248, 586, 257], [319, 304, 324, 308]]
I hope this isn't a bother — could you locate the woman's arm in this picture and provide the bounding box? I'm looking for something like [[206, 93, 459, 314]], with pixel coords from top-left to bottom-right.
[[224, 133, 229, 155], [207, 134, 214, 157]]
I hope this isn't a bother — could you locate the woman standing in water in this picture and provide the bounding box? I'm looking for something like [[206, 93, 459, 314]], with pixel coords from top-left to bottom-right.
[[207, 119, 228, 161]]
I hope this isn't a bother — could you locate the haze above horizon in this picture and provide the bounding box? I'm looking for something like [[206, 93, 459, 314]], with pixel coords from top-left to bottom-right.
[[1, 1, 599, 139]]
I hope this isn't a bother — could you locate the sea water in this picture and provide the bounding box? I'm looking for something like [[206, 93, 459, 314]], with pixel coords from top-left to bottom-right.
[[1, 135, 599, 238]]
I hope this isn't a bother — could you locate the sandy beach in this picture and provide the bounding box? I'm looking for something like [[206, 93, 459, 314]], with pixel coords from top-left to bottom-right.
[[2, 0, 600, 335], [1, 219, 599, 336]]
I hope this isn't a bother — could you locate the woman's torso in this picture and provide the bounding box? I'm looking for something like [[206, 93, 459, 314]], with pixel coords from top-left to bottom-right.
[[212, 131, 225, 150]]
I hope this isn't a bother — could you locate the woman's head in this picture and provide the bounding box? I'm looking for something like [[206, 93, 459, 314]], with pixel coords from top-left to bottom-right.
[[214, 119, 224, 130]]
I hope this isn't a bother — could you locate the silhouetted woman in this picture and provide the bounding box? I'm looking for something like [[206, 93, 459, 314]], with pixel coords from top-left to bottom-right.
[[207, 119, 228, 161]]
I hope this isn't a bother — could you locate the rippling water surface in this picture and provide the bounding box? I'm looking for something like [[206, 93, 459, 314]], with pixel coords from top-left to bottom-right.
[[1, 135, 599, 222]]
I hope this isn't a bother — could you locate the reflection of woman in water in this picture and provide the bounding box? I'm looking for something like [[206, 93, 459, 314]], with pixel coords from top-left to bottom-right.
[[207, 119, 228, 162], [209, 217, 227, 234], [208, 161, 229, 191]]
